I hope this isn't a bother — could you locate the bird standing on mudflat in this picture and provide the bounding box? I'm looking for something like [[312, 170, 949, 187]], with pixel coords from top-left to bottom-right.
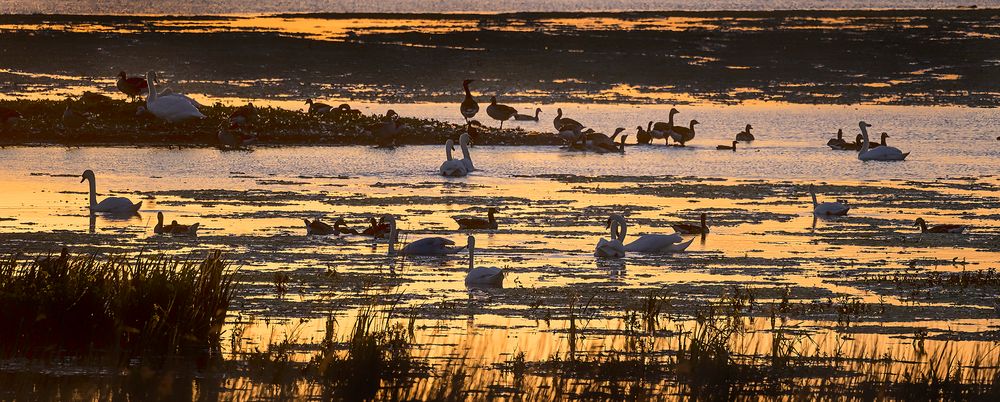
[[486, 96, 517, 129]]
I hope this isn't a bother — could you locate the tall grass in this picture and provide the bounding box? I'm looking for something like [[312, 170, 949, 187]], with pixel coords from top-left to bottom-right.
[[0, 249, 237, 358]]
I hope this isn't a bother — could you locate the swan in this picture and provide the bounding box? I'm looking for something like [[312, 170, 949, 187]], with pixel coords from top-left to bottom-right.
[[304, 218, 336, 235], [440, 139, 469, 177], [461, 79, 479, 123], [735, 124, 755, 141], [595, 217, 626, 258], [668, 120, 699, 146], [464, 235, 504, 286], [154, 212, 199, 235], [458, 132, 474, 172], [403, 235, 467, 256], [858, 121, 908, 161], [671, 213, 709, 235], [914, 218, 968, 234], [454, 207, 498, 230], [608, 214, 694, 253], [144, 71, 204, 123], [809, 184, 850, 216], [553, 108, 583, 132], [716, 140, 737, 151], [382, 214, 399, 255], [514, 108, 541, 121], [486, 96, 517, 129], [116, 71, 148, 101], [306, 99, 333, 115], [80, 169, 142, 214]]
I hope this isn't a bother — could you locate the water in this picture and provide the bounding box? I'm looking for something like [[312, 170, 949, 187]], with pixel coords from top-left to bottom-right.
[[3, 0, 995, 14]]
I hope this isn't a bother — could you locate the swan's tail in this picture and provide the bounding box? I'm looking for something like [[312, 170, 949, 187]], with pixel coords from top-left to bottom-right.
[[187, 223, 200, 234], [132, 201, 143, 212], [666, 238, 695, 253]]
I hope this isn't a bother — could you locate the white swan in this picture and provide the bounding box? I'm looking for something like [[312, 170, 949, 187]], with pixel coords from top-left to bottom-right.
[[809, 184, 850, 216], [145, 71, 205, 123], [402, 236, 467, 256], [440, 139, 469, 177], [464, 235, 504, 286], [594, 217, 625, 258], [458, 132, 474, 172], [382, 214, 399, 255], [608, 214, 693, 253], [80, 169, 142, 214], [858, 121, 908, 161]]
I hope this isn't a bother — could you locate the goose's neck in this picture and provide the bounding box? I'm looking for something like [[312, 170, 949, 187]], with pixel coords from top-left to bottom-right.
[[534, 109, 540, 118], [668, 111, 676, 126], [701, 214, 707, 229], [918, 221, 928, 233], [487, 209, 495, 223], [463, 82, 471, 96]]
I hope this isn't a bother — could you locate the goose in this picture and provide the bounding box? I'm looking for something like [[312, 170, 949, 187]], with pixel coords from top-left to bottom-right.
[[514, 108, 541, 121], [650, 108, 680, 145], [454, 207, 498, 230], [827, 129, 850, 150], [154, 212, 199, 235], [117, 71, 148, 101], [403, 235, 468, 256], [333, 103, 362, 117], [671, 213, 709, 235], [460, 79, 479, 123], [464, 235, 504, 286], [914, 217, 968, 234], [614, 134, 628, 154], [486, 96, 517, 129], [458, 132, 474, 172], [362, 216, 392, 238], [553, 108, 583, 132], [558, 125, 585, 145], [80, 169, 142, 214], [668, 120, 699, 146], [635, 124, 652, 145], [304, 218, 336, 235], [716, 140, 737, 151], [876, 132, 890, 148], [858, 121, 908, 161], [594, 217, 626, 258], [735, 124, 754, 141], [372, 110, 407, 147], [440, 139, 470, 177], [229, 103, 256, 128], [144, 71, 204, 123], [334, 218, 359, 235], [306, 99, 333, 115], [809, 185, 849, 216], [62, 99, 89, 130], [217, 125, 257, 148], [608, 214, 694, 253], [576, 127, 625, 153]]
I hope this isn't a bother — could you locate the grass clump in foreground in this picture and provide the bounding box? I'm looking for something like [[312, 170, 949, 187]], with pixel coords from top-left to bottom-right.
[[0, 248, 237, 358]]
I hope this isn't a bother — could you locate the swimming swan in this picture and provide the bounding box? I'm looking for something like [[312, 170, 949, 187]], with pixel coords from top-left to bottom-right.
[[145, 71, 204, 123], [809, 184, 850, 216], [464, 235, 504, 286], [440, 139, 469, 177], [858, 121, 908, 161], [80, 169, 142, 214], [458, 132, 475, 172], [608, 214, 694, 253], [403, 236, 468, 256], [595, 217, 626, 258]]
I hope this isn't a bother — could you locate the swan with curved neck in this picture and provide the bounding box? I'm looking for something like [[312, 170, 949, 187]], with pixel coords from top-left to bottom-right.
[[858, 121, 908, 161], [80, 170, 142, 214], [607, 214, 693, 253], [809, 184, 850, 216], [382, 214, 398, 256], [595, 217, 626, 258], [458, 132, 474, 172], [464, 235, 504, 286], [145, 71, 204, 123], [440, 139, 469, 177]]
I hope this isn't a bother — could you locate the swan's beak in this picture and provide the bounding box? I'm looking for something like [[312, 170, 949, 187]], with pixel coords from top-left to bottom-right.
[[79, 176, 85, 183]]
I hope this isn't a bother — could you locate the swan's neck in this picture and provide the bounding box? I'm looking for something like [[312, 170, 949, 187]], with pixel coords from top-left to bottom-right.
[[468, 245, 475, 271], [810, 189, 818, 207], [615, 217, 627, 242], [701, 215, 706, 229], [445, 142, 454, 161], [387, 218, 397, 255], [146, 73, 157, 103], [609, 220, 619, 241], [860, 125, 871, 153], [461, 139, 472, 162], [87, 177, 97, 210], [487, 209, 495, 224]]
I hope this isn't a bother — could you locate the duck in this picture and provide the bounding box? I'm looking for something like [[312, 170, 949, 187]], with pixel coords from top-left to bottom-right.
[[667, 120, 699, 146], [229, 103, 256, 128], [914, 218, 968, 234], [454, 207, 498, 230], [514, 108, 541, 121], [635, 123, 652, 145], [827, 129, 851, 150], [809, 184, 849, 216], [154, 212, 199, 235], [440, 138, 470, 177], [144, 71, 204, 123], [80, 169, 142, 214], [61, 99, 89, 130], [671, 213, 709, 235], [735, 124, 755, 141], [334, 218, 359, 235], [403, 235, 468, 256], [116, 71, 148, 101], [304, 218, 336, 235], [858, 121, 908, 161], [595, 217, 626, 258], [486, 96, 518, 129], [553, 108, 584, 132], [460, 79, 479, 123], [607, 214, 694, 253], [372, 110, 407, 147], [464, 235, 504, 287], [716, 140, 737, 151], [306, 99, 333, 115], [457, 132, 474, 172]]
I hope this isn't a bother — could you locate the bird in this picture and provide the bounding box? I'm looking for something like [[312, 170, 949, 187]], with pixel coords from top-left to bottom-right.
[[553, 108, 583, 132], [362, 216, 392, 238], [671, 213, 709, 235], [154, 212, 199, 235], [649, 108, 680, 145], [381, 215, 400, 255], [454, 207, 498, 230], [914, 218, 968, 234], [809, 185, 849, 216], [457, 132, 474, 172], [217, 125, 256, 148], [402, 236, 468, 256], [306, 99, 333, 115], [827, 129, 850, 150], [334, 218, 359, 235], [144, 71, 205, 123], [735, 124, 755, 141], [61, 99, 89, 130], [304, 218, 336, 235], [116, 71, 148, 101], [464, 235, 504, 287], [486, 96, 517, 129], [229, 103, 257, 128], [372, 110, 407, 147], [876, 132, 890, 148], [667, 120, 699, 146], [858, 121, 908, 161], [716, 140, 737, 151], [80, 169, 142, 214], [440, 138, 469, 177], [635, 123, 652, 145], [595, 217, 626, 258], [558, 124, 585, 145], [607, 214, 693, 253], [79, 91, 114, 112], [332, 103, 362, 117], [514, 108, 541, 121], [460, 79, 479, 124]]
